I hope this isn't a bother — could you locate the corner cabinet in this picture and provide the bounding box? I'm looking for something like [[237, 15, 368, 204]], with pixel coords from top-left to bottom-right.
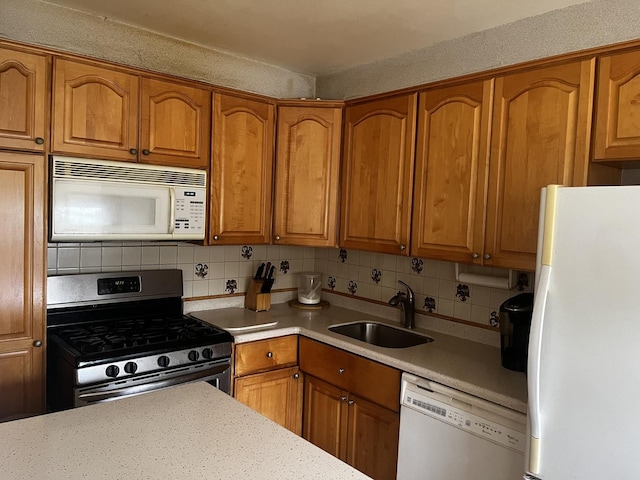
[[594, 49, 640, 162], [411, 79, 493, 263], [340, 93, 417, 255], [273, 101, 342, 247], [209, 92, 275, 245], [484, 58, 595, 271], [233, 336, 302, 435], [0, 152, 45, 420], [52, 58, 211, 168], [299, 337, 400, 480], [0, 47, 49, 152]]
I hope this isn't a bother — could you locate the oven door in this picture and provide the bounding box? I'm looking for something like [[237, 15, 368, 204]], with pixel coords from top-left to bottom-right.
[[74, 360, 230, 407]]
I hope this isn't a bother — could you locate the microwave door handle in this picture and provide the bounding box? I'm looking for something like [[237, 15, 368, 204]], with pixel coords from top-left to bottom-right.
[[169, 188, 176, 234]]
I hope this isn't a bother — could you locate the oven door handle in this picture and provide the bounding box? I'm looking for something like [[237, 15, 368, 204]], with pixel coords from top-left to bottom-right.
[[77, 364, 229, 404]]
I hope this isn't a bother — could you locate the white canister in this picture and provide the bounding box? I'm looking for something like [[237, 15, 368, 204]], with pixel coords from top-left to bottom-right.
[[297, 272, 322, 305]]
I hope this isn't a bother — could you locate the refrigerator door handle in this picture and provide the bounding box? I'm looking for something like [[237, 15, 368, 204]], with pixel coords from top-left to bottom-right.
[[527, 263, 551, 475]]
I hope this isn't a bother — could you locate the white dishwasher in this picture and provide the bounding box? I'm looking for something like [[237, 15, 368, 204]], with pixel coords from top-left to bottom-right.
[[397, 373, 526, 480]]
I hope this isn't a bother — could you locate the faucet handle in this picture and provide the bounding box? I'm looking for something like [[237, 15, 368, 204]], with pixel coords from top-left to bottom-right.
[[397, 280, 415, 302]]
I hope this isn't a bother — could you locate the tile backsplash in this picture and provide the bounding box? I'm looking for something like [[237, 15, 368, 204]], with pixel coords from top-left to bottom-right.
[[47, 242, 531, 329]]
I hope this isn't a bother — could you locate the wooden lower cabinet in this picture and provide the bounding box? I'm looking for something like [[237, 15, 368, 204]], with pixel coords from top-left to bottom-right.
[[234, 366, 303, 435], [303, 375, 399, 480]]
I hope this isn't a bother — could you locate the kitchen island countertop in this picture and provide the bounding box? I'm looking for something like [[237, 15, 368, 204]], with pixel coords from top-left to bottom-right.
[[190, 303, 528, 413], [0, 382, 370, 480]]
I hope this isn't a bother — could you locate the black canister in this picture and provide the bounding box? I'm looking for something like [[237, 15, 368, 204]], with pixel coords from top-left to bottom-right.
[[499, 293, 534, 373]]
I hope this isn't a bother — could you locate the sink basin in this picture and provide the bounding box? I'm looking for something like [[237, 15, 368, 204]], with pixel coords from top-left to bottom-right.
[[328, 321, 433, 348]]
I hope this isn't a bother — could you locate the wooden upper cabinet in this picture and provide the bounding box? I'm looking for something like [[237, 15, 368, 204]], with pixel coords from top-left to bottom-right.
[[411, 80, 493, 263], [594, 49, 640, 162], [139, 77, 211, 168], [52, 58, 139, 161], [210, 92, 275, 244], [0, 48, 48, 152], [341, 94, 417, 255], [486, 59, 595, 270], [273, 103, 342, 247], [0, 152, 45, 420]]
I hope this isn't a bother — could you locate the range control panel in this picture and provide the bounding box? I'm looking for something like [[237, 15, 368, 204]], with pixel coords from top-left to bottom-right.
[[174, 187, 206, 234], [402, 388, 526, 453]]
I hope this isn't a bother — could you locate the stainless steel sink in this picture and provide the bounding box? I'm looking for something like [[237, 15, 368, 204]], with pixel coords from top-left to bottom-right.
[[328, 321, 433, 348]]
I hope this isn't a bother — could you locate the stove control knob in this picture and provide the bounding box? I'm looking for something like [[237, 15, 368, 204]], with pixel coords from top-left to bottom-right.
[[157, 355, 170, 368], [188, 350, 200, 362], [124, 361, 138, 374], [202, 348, 213, 360], [105, 365, 120, 378]]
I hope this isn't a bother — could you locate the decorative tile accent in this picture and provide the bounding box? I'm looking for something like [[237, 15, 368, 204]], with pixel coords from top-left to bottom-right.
[[195, 263, 209, 278], [241, 245, 253, 260], [347, 280, 357, 295], [410, 258, 423, 274], [280, 260, 290, 274], [371, 268, 382, 284], [338, 248, 347, 263], [327, 276, 336, 290], [456, 283, 470, 302], [225, 279, 237, 294], [489, 311, 499, 327], [515, 272, 530, 291], [423, 296, 436, 313]]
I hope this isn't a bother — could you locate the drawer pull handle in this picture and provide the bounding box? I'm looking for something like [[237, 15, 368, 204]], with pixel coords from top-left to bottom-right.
[[348, 400, 354, 406], [338, 368, 345, 374], [340, 396, 347, 402], [293, 373, 299, 379], [266, 352, 273, 358]]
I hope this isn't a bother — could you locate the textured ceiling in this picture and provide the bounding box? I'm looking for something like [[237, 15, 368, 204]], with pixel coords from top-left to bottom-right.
[[42, 0, 592, 75]]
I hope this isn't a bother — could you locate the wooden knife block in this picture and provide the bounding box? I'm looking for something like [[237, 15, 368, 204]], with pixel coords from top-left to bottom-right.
[[244, 279, 271, 312]]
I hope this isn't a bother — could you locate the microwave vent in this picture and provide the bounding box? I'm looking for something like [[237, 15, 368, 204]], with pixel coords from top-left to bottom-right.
[[52, 157, 206, 188]]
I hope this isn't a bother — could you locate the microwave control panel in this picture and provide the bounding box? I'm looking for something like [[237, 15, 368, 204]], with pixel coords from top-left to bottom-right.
[[174, 188, 206, 234]]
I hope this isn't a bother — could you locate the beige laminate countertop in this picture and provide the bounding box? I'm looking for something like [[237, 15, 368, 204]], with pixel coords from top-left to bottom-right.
[[190, 303, 528, 413], [0, 382, 370, 480]]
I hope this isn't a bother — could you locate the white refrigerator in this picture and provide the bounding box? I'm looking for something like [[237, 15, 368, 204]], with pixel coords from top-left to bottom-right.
[[525, 184, 640, 480]]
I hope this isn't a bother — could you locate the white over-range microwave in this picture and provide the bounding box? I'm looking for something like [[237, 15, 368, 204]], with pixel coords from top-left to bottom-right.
[[50, 156, 207, 242]]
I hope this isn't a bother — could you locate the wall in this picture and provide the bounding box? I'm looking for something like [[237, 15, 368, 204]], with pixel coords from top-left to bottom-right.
[[0, 0, 315, 98], [47, 242, 530, 329], [317, 0, 640, 99]]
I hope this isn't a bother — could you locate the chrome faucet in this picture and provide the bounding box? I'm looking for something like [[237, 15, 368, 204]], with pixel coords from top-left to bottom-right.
[[388, 280, 415, 329]]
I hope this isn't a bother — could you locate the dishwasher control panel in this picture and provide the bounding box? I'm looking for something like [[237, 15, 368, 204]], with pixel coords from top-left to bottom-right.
[[402, 386, 526, 453]]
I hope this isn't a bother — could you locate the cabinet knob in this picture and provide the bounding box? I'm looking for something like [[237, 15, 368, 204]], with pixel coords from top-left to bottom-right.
[[348, 399, 354, 406], [275, 235, 281, 241], [142, 149, 150, 155], [340, 396, 347, 402], [34, 137, 44, 145], [293, 373, 300, 379], [213, 235, 219, 241], [338, 368, 345, 374], [399, 244, 406, 251], [266, 352, 273, 358], [471, 252, 480, 259], [33, 340, 42, 347], [129, 148, 138, 155], [483, 253, 492, 260]]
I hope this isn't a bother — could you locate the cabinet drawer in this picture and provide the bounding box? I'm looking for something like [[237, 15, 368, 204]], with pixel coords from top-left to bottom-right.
[[235, 336, 298, 376], [299, 337, 400, 412]]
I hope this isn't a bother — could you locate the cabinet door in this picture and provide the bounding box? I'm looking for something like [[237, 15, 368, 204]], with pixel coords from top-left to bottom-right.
[[594, 49, 640, 161], [303, 375, 349, 460], [139, 78, 211, 168], [0, 48, 48, 152], [52, 58, 139, 161], [411, 80, 493, 264], [346, 394, 400, 480], [273, 105, 342, 247], [210, 93, 275, 244], [234, 366, 303, 435], [340, 94, 417, 255], [0, 152, 45, 420], [486, 59, 595, 271]]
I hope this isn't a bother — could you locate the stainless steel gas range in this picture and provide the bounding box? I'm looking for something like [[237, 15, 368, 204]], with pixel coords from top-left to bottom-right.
[[46, 269, 232, 411]]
